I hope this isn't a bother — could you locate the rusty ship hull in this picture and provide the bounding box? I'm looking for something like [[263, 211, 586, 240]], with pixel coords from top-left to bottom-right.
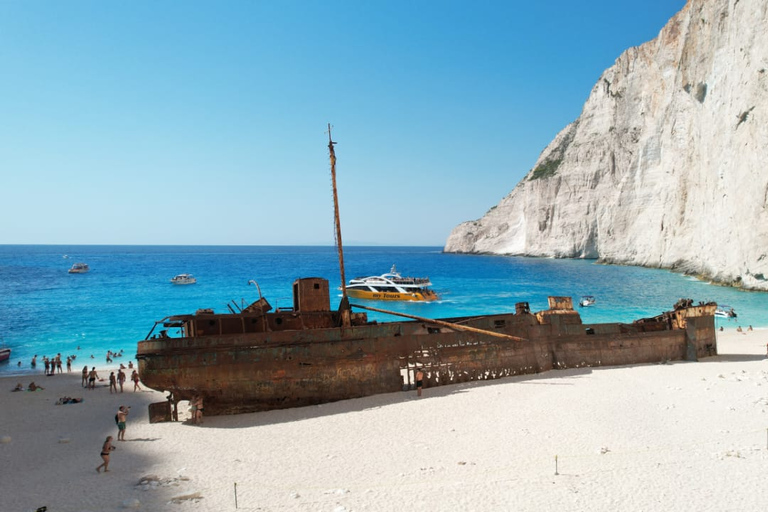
[[136, 278, 717, 416]]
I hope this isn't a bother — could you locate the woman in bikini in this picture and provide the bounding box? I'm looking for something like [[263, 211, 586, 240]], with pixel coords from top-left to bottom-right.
[[131, 370, 141, 391], [96, 436, 115, 473]]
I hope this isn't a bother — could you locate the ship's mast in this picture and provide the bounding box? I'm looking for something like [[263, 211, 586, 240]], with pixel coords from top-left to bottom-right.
[[328, 124, 351, 326]]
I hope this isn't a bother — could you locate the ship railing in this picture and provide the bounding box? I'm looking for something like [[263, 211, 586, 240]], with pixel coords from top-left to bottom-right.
[[143, 316, 188, 340], [391, 277, 431, 285]]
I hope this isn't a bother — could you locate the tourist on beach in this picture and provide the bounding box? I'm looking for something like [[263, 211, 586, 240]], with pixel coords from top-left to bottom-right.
[[737, 326, 743, 333], [416, 369, 424, 397], [128, 361, 134, 369], [12, 382, 23, 391], [109, 372, 117, 394], [31, 355, 37, 368], [88, 367, 99, 390], [44, 358, 50, 375], [96, 436, 115, 473], [56, 356, 62, 374], [81, 365, 89, 387], [117, 369, 126, 393], [748, 325, 753, 331], [191, 396, 204, 425], [66, 357, 72, 372], [131, 370, 141, 391], [116, 406, 129, 441], [28, 382, 43, 391]]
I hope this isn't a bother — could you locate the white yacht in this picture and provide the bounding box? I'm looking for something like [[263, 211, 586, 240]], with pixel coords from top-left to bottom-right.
[[579, 295, 596, 307], [714, 304, 737, 319], [345, 265, 438, 301], [171, 274, 197, 285]]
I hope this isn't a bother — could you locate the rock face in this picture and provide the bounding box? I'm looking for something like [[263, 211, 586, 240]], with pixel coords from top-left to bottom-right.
[[444, 0, 768, 290]]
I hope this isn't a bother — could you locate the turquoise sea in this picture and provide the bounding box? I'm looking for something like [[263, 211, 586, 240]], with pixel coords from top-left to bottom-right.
[[1, 245, 766, 377]]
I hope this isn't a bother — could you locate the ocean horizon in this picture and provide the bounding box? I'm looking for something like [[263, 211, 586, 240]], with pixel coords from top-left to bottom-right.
[[1, 244, 765, 377]]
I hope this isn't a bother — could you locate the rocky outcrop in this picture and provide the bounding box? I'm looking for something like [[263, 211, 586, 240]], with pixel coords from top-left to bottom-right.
[[444, 0, 768, 290]]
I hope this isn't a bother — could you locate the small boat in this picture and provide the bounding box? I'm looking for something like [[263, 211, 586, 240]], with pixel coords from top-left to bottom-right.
[[170, 274, 197, 285], [579, 295, 596, 307], [0, 348, 10, 363], [68, 263, 90, 273], [346, 265, 439, 301], [714, 305, 737, 319]]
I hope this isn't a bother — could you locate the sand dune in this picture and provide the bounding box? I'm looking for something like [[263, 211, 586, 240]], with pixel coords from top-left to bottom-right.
[[1, 328, 767, 511]]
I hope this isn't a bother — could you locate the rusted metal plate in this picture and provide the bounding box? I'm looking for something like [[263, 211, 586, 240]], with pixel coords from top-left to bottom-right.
[[136, 281, 717, 416]]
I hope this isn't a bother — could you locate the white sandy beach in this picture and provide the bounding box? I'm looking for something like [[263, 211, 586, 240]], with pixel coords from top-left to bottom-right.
[[2, 328, 768, 512]]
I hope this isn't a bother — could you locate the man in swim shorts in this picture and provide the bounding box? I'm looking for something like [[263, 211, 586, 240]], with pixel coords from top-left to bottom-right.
[[88, 367, 99, 390], [116, 405, 129, 441]]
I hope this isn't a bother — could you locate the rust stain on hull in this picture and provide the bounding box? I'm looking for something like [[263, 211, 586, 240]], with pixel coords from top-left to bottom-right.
[[136, 280, 717, 416]]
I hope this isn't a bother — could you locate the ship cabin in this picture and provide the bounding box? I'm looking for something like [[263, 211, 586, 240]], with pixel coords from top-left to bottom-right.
[[144, 277, 368, 340]]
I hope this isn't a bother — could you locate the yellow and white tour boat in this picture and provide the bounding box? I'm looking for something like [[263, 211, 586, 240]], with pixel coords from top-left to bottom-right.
[[345, 265, 439, 301]]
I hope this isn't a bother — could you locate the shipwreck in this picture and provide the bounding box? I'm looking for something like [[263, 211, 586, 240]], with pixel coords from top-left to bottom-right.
[[136, 127, 717, 417]]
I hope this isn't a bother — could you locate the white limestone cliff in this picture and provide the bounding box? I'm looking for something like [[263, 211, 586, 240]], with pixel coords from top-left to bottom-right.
[[444, 0, 768, 290]]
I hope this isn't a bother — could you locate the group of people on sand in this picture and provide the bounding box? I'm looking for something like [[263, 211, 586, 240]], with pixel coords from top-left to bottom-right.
[[96, 405, 131, 473], [81, 365, 141, 392], [719, 325, 754, 333], [11, 382, 44, 392]]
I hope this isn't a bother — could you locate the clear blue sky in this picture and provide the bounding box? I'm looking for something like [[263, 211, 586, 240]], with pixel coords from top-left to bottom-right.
[[0, 0, 686, 246]]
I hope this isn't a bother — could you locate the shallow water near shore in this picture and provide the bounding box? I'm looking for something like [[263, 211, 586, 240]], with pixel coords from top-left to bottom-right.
[[1, 244, 766, 376]]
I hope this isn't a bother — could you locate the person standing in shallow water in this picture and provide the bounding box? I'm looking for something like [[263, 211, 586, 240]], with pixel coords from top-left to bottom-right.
[[96, 436, 115, 473]]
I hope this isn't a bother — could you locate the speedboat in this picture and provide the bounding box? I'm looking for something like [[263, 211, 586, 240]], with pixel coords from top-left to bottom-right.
[[68, 262, 90, 273], [714, 305, 737, 319], [346, 265, 439, 301], [0, 348, 10, 363], [171, 274, 197, 285], [579, 295, 596, 307]]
